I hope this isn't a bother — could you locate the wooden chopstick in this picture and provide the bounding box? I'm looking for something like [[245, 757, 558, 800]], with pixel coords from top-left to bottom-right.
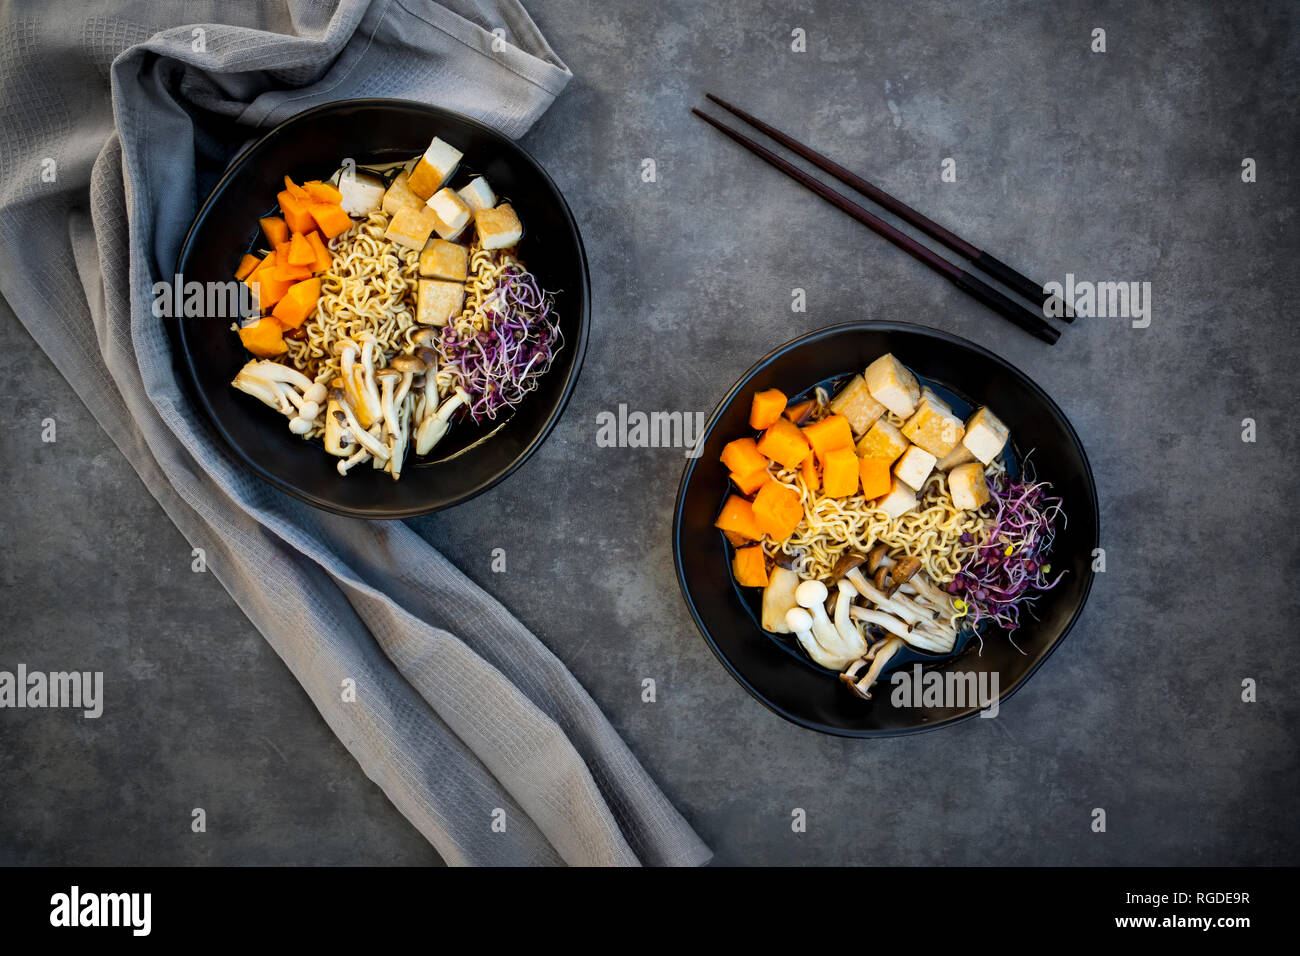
[[705, 94, 1067, 322], [691, 107, 1061, 345]]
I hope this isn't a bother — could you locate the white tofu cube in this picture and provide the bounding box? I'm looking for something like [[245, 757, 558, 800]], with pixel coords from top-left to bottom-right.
[[426, 187, 472, 240], [949, 462, 991, 510], [901, 389, 966, 457], [874, 477, 918, 519], [381, 170, 426, 218], [855, 418, 909, 464], [864, 353, 921, 418], [407, 137, 463, 199], [475, 203, 523, 250], [416, 279, 465, 326], [961, 406, 1010, 465], [457, 176, 496, 212], [337, 169, 386, 217], [936, 442, 976, 471], [893, 444, 937, 490], [829, 374, 886, 435]]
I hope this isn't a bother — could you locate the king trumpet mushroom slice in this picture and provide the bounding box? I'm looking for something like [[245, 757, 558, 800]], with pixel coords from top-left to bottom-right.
[[760, 566, 801, 634]]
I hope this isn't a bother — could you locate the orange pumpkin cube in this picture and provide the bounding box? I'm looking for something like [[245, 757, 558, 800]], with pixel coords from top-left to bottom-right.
[[732, 545, 770, 588], [755, 417, 811, 470], [858, 456, 893, 500], [802, 414, 855, 462], [283, 175, 311, 200], [309, 202, 354, 239], [751, 480, 803, 541], [304, 179, 344, 204], [237, 317, 287, 358], [287, 231, 316, 266], [821, 447, 861, 498], [784, 399, 814, 425], [259, 216, 289, 249], [730, 468, 769, 496], [720, 437, 768, 476], [277, 189, 317, 234], [800, 453, 820, 492], [234, 253, 260, 281], [270, 277, 321, 329], [305, 230, 332, 273], [714, 495, 764, 541], [749, 388, 788, 430], [244, 256, 294, 310]]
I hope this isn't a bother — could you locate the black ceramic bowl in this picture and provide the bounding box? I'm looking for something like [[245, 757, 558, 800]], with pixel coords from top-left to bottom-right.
[[673, 322, 1099, 736], [175, 99, 589, 518]]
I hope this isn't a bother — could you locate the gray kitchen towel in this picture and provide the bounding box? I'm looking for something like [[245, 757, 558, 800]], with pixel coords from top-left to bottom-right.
[[0, 0, 711, 867]]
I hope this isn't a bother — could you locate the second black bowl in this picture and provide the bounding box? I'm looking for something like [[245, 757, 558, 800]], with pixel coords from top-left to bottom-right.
[[175, 99, 589, 518], [673, 322, 1099, 736]]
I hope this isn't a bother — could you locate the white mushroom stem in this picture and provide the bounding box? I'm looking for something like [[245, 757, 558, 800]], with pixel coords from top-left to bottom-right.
[[331, 392, 389, 461], [415, 387, 469, 456], [356, 333, 385, 426], [850, 605, 915, 642], [785, 608, 859, 670], [388, 391, 414, 481], [845, 568, 930, 626], [848, 606, 953, 654], [337, 446, 371, 475], [841, 637, 904, 700], [878, 555, 959, 620], [832, 580, 869, 658]]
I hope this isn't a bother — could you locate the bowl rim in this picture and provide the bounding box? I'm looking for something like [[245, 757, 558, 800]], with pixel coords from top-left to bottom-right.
[[672, 320, 1100, 737], [174, 97, 591, 519]]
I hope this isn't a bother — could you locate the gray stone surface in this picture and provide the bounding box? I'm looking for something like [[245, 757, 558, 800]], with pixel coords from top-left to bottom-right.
[[2, 0, 1297, 865]]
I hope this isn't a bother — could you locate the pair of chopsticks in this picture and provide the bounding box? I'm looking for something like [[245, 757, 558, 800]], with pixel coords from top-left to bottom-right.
[[692, 94, 1065, 345]]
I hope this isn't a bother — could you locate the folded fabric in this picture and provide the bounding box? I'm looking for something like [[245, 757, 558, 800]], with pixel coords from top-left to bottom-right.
[[0, 0, 710, 866]]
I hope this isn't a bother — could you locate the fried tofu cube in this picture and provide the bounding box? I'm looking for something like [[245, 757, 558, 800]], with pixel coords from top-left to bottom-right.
[[864, 353, 921, 418], [419, 239, 468, 281], [893, 444, 937, 490], [425, 187, 472, 240], [829, 374, 886, 436], [936, 442, 976, 470], [855, 418, 909, 465], [949, 462, 991, 510], [874, 477, 918, 519], [381, 169, 426, 218], [901, 389, 966, 457], [962, 406, 1010, 465], [417, 278, 465, 326], [457, 176, 496, 212], [384, 206, 440, 250], [475, 203, 523, 250], [407, 137, 462, 200]]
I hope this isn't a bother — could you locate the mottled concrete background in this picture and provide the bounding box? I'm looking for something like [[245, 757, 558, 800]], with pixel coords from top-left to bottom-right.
[[2, 1, 1296, 865]]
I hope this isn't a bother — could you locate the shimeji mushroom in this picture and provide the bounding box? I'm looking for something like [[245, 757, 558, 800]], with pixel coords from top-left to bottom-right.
[[328, 388, 389, 464], [830, 579, 869, 659], [354, 332, 386, 426], [839, 637, 904, 700], [231, 360, 327, 435], [784, 608, 860, 670], [794, 579, 865, 665], [415, 387, 470, 456]]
